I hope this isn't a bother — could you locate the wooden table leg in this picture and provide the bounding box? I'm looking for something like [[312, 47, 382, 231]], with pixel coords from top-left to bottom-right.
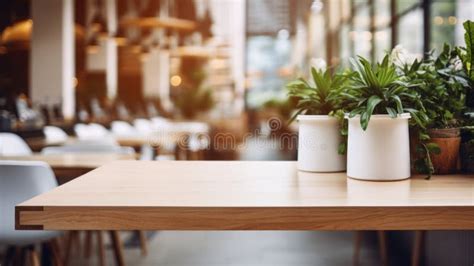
[[84, 231, 93, 258], [411, 230, 425, 266], [377, 231, 389, 266], [64, 231, 76, 265], [49, 238, 64, 266], [97, 231, 106, 266], [109, 231, 125, 266], [2, 246, 15, 266], [353, 231, 363, 266], [138, 231, 148, 256], [27, 247, 40, 266], [14, 247, 23, 266]]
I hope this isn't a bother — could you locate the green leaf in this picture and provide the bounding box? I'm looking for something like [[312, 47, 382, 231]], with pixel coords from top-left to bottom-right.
[[463, 20, 474, 80], [391, 95, 404, 114], [360, 111, 369, 130], [338, 142, 347, 155], [288, 108, 305, 124], [386, 107, 397, 118], [366, 95, 382, 118], [426, 142, 441, 154]]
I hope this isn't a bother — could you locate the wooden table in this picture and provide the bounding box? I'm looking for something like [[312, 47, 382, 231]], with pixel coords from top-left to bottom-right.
[[15, 161, 474, 231], [1, 153, 136, 183], [26, 137, 76, 152]]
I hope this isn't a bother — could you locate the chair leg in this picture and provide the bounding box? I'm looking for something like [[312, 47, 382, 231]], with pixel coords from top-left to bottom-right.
[[2, 246, 15, 266], [97, 231, 106, 266], [26, 247, 40, 266], [411, 230, 425, 266], [84, 231, 93, 258], [13, 247, 23, 266], [138, 230, 148, 256], [49, 238, 64, 266], [109, 231, 125, 266], [64, 231, 78, 266], [353, 231, 363, 266], [377, 231, 389, 266]]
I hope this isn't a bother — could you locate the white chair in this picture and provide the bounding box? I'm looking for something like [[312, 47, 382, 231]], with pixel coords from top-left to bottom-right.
[[74, 123, 89, 139], [0, 161, 61, 255], [74, 123, 111, 140], [150, 117, 172, 130], [133, 119, 154, 135], [0, 133, 32, 156], [89, 123, 110, 137], [43, 125, 68, 143], [111, 121, 138, 137]]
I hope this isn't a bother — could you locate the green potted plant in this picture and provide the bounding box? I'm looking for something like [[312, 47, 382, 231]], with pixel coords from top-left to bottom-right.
[[458, 20, 474, 172], [401, 44, 467, 174], [286, 67, 348, 172], [344, 55, 426, 180], [459, 20, 474, 109], [174, 86, 215, 119]]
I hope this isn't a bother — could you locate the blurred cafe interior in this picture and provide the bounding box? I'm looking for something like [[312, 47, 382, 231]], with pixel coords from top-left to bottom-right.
[[0, 0, 473, 265]]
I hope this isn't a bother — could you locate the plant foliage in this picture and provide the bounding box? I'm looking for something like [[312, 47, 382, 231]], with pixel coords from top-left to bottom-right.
[[462, 20, 474, 82], [286, 68, 348, 122], [345, 55, 426, 130], [400, 44, 467, 129], [458, 20, 474, 108], [174, 87, 215, 119]]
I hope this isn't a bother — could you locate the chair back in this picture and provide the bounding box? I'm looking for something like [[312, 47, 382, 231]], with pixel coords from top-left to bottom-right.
[[111, 121, 138, 136], [0, 133, 32, 156], [0, 161, 60, 245], [74, 123, 110, 140], [133, 119, 154, 135], [43, 126, 68, 143]]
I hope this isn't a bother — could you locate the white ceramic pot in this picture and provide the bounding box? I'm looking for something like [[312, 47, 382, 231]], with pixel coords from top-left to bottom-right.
[[346, 114, 411, 181], [297, 115, 346, 172]]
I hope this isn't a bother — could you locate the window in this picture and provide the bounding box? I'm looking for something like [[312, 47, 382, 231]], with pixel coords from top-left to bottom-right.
[[398, 7, 424, 56]]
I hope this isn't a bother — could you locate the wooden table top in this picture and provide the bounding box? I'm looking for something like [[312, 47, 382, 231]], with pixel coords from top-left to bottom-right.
[[1, 153, 136, 170], [16, 161, 474, 231]]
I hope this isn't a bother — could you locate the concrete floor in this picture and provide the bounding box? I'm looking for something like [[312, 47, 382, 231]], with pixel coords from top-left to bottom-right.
[[71, 231, 380, 266]]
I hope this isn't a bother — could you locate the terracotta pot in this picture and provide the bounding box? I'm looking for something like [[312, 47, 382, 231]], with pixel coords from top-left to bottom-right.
[[428, 128, 461, 174]]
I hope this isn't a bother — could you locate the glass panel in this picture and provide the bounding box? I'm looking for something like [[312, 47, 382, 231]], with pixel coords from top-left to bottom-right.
[[431, 1, 456, 52], [375, 29, 391, 61], [353, 5, 371, 58], [397, 7, 423, 56], [397, 0, 420, 14], [340, 23, 351, 67], [375, 0, 391, 28], [245, 36, 292, 108]]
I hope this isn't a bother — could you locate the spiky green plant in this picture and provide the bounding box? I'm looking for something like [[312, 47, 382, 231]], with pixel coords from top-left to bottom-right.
[[286, 68, 348, 122], [345, 55, 427, 130]]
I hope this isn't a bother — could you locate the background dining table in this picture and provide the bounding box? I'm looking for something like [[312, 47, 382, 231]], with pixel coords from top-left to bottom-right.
[[0, 153, 137, 184]]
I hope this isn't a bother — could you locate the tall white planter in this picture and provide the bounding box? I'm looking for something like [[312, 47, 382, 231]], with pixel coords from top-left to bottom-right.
[[297, 115, 346, 172], [346, 114, 411, 181]]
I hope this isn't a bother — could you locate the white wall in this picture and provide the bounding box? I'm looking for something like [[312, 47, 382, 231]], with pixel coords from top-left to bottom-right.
[[209, 0, 246, 113], [30, 0, 75, 119]]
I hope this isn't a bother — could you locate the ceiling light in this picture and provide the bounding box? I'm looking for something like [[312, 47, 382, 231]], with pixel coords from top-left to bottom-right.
[[113, 27, 127, 46], [87, 34, 100, 54]]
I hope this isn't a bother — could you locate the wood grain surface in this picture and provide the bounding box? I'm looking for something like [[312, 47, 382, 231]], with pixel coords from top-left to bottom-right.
[[16, 161, 474, 230]]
